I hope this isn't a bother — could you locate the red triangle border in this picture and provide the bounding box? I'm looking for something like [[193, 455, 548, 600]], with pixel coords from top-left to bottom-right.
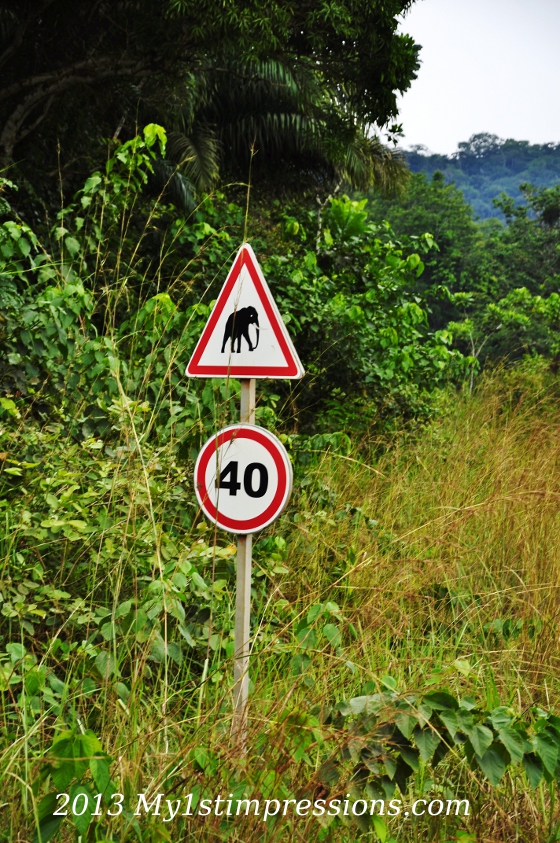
[[186, 245, 302, 378]]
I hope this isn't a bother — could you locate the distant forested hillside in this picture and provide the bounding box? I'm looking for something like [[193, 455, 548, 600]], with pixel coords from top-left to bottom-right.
[[405, 133, 560, 218]]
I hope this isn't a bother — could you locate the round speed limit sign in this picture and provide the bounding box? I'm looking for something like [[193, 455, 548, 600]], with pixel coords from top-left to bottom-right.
[[195, 425, 293, 534]]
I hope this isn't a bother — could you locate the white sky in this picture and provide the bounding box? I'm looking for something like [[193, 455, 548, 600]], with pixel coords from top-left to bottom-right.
[[397, 0, 560, 155]]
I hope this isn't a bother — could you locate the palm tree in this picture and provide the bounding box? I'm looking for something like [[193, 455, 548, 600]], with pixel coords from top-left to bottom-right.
[[155, 57, 408, 207]]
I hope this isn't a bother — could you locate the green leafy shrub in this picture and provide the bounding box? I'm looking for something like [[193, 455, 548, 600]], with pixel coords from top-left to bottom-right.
[[450, 286, 560, 364], [265, 199, 473, 428], [1, 132, 472, 444]]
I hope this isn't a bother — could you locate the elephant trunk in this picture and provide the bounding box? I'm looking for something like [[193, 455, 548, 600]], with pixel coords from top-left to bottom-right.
[[253, 321, 260, 349]]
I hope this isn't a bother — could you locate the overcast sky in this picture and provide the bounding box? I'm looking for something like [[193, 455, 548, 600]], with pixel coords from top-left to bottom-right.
[[397, 0, 560, 155]]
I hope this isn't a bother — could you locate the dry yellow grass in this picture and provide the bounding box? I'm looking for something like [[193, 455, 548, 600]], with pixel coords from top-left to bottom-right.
[[5, 367, 560, 842]]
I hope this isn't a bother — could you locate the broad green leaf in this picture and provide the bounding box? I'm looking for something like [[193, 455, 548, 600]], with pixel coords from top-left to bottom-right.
[[6, 642, 26, 663], [117, 682, 130, 702], [413, 725, 441, 763], [150, 637, 166, 663], [191, 571, 208, 591], [0, 397, 20, 418], [83, 174, 102, 194], [348, 695, 384, 715], [25, 669, 45, 696], [457, 709, 474, 732], [523, 752, 543, 789], [32, 793, 64, 843], [372, 815, 387, 842], [468, 724, 493, 757], [322, 623, 341, 648], [439, 709, 458, 737], [172, 572, 189, 589], [417, 703, 433, 725], [547, 715, 560, 736], [6, 221, 21, 239], [534, 734, 558, 776], [115, 600, 132, 619], [95, 651, 115, 679], [490, 706, 513, 729], [296, 627, 317, 650], [424, 691, 458, 710], [383, 755, 397, 779], [498, 726, 525, 764], [40, 520, 66, 529], [64, 236, 80, 257], [477, 744, 507, 785], [19, 237, 31, 257], [167, 641, 183, 665], [69, 737, 89, 781], [79, 730, 103, 757], [69, 784, 95, 836], [143, 123, 167, 151], [306, 604, 323, 625], [179, 625, 196, 647], [48, 673, 66, 695], [304, 251, 317, 269], [291, 653, 311, 676], [399, 745, 419, 771], [395, 713, 416, 740], [67, 520, 88, 531], [317, 759, 339, 785], [192, 746, 214, 772], [90, 755, 111, 794], [50, 757, 75, 791]]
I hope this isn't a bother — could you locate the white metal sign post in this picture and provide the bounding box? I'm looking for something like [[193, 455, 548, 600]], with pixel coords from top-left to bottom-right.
[[187, 244, 303, 744], [234, 381, 253, 741], [237, 379, 256, 743]]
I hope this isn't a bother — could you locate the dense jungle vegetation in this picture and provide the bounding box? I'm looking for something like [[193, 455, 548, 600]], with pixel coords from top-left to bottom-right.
[[3, 3, 560, 843], [406, 134, 560, 219]]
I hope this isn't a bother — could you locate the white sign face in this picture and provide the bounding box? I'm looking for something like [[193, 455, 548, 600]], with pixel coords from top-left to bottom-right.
[[195, 425, 293, 534], [186, 243, 304, 379]]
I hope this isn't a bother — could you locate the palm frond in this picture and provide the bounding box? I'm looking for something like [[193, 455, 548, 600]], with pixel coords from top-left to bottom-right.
[[153, 55, 409, 199], [340, 133, 409, 196], [167, 124, 220, 191], [152, 159, 196, 212]]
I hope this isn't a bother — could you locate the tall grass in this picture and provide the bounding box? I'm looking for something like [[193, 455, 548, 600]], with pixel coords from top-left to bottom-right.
[[3, 355, 560, 842]]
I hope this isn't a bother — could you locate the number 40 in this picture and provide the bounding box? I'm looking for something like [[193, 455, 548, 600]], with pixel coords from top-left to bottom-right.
[[218, 461, 268, 498]]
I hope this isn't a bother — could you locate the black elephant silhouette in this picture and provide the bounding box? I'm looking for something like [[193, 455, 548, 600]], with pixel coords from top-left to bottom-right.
[[221, 306, 260, 353]]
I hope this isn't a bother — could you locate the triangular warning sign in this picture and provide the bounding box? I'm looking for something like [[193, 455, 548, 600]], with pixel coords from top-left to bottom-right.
[[186, 243, 304, 379]]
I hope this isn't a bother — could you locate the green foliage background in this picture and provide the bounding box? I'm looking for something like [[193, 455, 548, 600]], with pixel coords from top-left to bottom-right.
[[3, 119, 560, 843], [6, 1, 560, 838]]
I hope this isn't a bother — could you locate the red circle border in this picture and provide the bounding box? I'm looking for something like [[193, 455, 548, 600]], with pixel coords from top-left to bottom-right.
[[195, 425, 292, 533]]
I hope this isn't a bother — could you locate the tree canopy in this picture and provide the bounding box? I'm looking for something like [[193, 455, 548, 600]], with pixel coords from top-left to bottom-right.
[[406, 133, 560, 219], [1, 0, 420, 205]]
